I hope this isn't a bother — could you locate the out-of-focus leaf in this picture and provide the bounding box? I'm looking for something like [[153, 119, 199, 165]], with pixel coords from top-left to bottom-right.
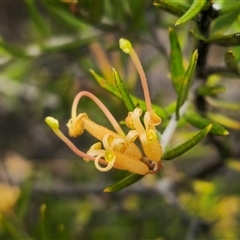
[[42, 2, 91, 31], [175, 0, 207, 26], [211, 8, 239, 36], [176, 50, 198, 119], [197, 85, 226, 96], [225, 50, 240, 76], [0, 39, 29, 58], [185, 111, 229, 136], [169, 27, 185, 93], [128, 0, 146, 32], [89, 0, 104, 23], [163, 124, 212, 160], [41, 36, 95, 53], [0, 214, 31, 239], [206, 97, 240, 111], [89, 69, 169, 119], [104, 174, 144, 192], [219, 2, 240, 16], [24, 0, 50, 39], [207, 113, 240, 130], [112, 68, 135, 112], [208, 33, 240, 47], [152, 0, 188, 17], [40, 204, 49, 240]]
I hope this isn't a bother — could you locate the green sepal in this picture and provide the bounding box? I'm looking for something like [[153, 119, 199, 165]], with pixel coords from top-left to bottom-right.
[[197, 85, 226, 96], [169, 28, 185, 93], [104, 174, 144, 192], [208, 33, 240, 47], [112, 68, 135, 112], [175, 0, 207, 26], [162, 124, 212, 160], [89, 69, 169, 119], [207, 113, 240, 130], [185, 111, 229, 136], [175, 50, 198, 119], [225, 50, 240, 76], [152, 0, 188, 18]]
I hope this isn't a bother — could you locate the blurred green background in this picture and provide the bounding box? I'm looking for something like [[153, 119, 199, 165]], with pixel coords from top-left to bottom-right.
[[1, 0, 240, 239]]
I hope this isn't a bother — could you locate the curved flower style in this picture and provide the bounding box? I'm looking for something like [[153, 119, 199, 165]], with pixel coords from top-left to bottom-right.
[[45, 38, 163, 175]]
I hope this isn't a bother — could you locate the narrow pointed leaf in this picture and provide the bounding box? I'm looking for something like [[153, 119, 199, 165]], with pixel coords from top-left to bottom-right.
[[225, 50, 240, 76], [185, 111, 229, 136], [176, 50, 198, 119], [197, 85, 226, 96], [112, 68, 135, 112], [175, 0, 207, 26], [104, 174, 144, 192], [208, 33, 240, 47], [152, 0, 188, 17], [163, 124, 212, 160], [89, 69, 169, 119], [207, 113, 240, 130], [169, 28, 185, 93]]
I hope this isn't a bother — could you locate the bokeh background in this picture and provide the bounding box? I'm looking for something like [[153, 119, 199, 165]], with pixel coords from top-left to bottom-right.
[[1, 0, 240, 239]]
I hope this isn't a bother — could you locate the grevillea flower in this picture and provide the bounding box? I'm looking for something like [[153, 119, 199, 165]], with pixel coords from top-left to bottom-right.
[[45, 38, 163, 175], [45, 91, 149, 175]]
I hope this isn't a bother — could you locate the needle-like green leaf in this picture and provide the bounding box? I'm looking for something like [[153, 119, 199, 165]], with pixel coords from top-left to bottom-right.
[[152, 0, 189, 17], [175, 50, 198, 119], [169, 28, 185, 93], [89, 69, 169, 119], [104, 174, 144, 192], [163, 124, 212, 160], [175, 0, 207, 26], [112, 68, 135, 112], [207, 113, 240, 130], [185, 111, 229, 136]]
